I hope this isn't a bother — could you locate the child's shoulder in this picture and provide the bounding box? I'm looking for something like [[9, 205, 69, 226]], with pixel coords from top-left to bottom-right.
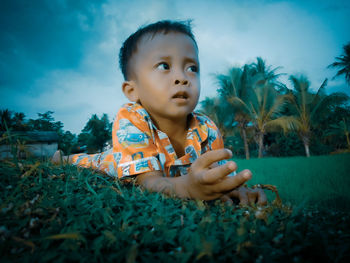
[[119, 102, 146, 114], [192, 111, 218, 129], [117, 103, 150, 120]]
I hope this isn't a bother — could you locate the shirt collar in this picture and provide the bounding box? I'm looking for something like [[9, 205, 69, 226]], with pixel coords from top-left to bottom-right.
[[125, 102, 208, 143]]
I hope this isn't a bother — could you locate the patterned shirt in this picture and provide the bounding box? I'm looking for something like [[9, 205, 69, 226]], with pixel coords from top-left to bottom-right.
[[71, 103, 230, 179]]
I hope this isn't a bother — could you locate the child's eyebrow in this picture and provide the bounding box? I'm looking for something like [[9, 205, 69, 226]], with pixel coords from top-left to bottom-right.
[[156, 55, 199, 64], [156, 55, 171, 61], [183, 56, 199, 65]]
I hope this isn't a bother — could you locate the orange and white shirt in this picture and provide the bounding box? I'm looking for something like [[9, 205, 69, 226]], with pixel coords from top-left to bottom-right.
[[71, 103, 229, 179]]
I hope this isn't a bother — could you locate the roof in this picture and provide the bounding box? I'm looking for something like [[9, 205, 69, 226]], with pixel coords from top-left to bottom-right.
[[1, 131, 59, 143]]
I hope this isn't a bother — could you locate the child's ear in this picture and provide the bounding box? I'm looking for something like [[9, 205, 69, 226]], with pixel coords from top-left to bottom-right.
[[122, 81, 139, 102]]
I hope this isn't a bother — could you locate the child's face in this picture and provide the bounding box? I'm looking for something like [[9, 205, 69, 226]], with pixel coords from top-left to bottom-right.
[[127, 32, 200, 124]]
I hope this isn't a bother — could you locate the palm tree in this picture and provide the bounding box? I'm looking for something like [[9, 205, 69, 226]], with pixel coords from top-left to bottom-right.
[[250, 57, 287, 92], [326, 118, 350, 152], [13, 112, 27, 131], [248, 82, 296, 158], [0, 109, 13, 131], [338, 118, 350, 149], [328, 42, 350, 86], [289, 75, 349, 157], [217, 64, 295, 158], [217, 66, 253, 159]]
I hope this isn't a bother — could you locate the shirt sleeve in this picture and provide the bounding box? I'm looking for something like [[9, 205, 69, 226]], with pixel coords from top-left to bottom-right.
[[71, 152, 103, 170], [112, 106, 162, 179], [71, 104, 162, 179], [200, 114, 225, 150], [70, 149, 120, 178]]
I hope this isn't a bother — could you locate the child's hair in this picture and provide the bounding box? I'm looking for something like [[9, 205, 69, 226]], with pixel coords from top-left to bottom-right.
[[119, 20, 197, 80]]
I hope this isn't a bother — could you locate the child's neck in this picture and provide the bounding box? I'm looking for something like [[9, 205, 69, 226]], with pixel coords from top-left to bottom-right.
[[152, 115, 189, 157]]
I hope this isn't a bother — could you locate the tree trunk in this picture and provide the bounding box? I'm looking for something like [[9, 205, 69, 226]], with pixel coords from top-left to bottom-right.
[[304, 143, 310, 157], [242, 128, 250, 159], [258, 133, 264, 158], [302, 136, 310, 157]]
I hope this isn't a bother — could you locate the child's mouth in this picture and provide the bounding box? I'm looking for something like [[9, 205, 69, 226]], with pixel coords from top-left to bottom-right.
[[172, 91, 189, 100]]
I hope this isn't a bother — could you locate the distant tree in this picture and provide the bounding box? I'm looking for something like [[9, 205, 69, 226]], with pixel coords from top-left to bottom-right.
[[265, 132, 305, 157], [288, 75, 349, 157], [328, 42, 350, 86], [77, 132, 90, 151], [28, 111, 63, 132], [12, 112, 28, 131], [80, 113, 112, 153], [58, 131, 77, 154], [327, 118, 350, 151], [0, 109, 29, 131], [0, 109, 14, 131]]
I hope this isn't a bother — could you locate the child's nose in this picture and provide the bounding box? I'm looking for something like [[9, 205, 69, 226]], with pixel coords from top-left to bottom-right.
[[174, 79, 188, 85]]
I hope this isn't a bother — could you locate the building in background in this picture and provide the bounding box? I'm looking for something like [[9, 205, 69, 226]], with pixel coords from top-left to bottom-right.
[[0, 131, 59, 159]]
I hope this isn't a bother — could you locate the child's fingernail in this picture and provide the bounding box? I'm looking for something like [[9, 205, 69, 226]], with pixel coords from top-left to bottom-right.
[[243, 171, 251, 179], [228, 162, 236, 170]]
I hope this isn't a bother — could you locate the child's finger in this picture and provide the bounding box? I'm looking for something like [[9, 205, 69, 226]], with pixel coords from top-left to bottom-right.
[[228, 187, 250, 205], [213, 169, 252, 193], [239, 193, 249, 205], [220, 195, 234, 205], [192, 149, 232, 171], [247, 191, 257, 205], [200, 161, 237, 184], [250, 189, 268, 206]]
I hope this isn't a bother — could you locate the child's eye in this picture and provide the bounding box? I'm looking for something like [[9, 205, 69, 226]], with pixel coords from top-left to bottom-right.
[[156, 62, 170, 70], [187, 65, 198, 73]]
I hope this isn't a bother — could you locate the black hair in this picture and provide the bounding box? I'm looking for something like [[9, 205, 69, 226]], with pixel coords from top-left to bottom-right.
[[119, 20, 197, 80]]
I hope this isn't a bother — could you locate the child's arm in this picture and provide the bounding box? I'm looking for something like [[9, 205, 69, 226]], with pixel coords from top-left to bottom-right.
[[136, 149, 252, 200], [52, 150, 104, 172]]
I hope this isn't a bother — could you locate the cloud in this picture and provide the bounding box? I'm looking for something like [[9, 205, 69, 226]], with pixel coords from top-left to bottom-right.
[[0, 0, 106, 89], [2, 68, 126, 133], [1, 0, 349, 134]]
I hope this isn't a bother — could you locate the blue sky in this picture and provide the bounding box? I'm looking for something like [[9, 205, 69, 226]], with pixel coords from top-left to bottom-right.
[[1, 0, 349, 134]]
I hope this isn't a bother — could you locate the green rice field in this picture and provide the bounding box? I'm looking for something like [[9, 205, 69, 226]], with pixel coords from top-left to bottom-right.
[[235, 154, 350, 210], [1, 154, 350, 262]]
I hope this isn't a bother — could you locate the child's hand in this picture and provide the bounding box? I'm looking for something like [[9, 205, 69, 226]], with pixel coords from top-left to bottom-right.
[[220, 186, 267, 206], [52, 150, 71, 164], [52, 150, 63, 164], [184, 149, 252, 200]]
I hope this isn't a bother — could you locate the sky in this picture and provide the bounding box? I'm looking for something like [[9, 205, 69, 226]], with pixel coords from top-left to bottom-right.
[[1, 0, 349, 134]]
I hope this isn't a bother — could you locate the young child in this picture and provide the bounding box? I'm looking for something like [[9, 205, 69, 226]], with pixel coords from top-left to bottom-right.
[[53, 20, 266, 204]]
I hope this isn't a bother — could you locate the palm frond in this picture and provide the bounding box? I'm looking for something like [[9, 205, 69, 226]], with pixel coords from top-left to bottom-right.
[[328, 42, 350, 84], [311, 92, 349, 122], [265, 116, 300, 134]]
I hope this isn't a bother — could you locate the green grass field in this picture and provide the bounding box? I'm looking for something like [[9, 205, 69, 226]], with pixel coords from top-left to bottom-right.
[[235, 154, 350, 210], [1, 154, 350, 262]]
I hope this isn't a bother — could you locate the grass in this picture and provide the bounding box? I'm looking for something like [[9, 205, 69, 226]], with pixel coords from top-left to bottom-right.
[[0, 154, 350, 262], [235, 153, 350, 210]]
